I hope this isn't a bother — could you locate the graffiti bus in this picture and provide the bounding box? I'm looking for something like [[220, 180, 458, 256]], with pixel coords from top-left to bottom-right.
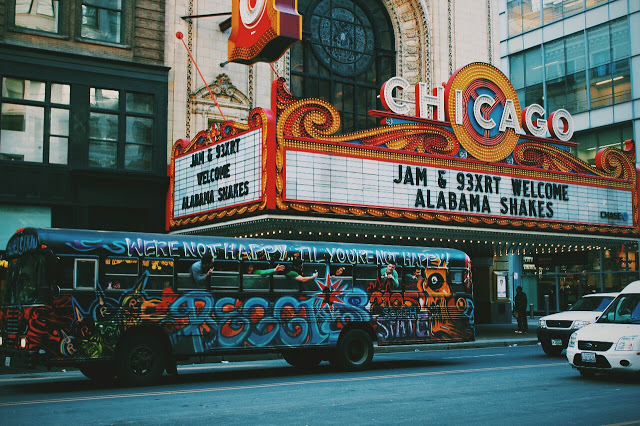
[[0, 227, 474, 385]]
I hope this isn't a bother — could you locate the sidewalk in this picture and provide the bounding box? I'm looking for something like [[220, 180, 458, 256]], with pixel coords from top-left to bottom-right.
[[0, 318, 539, 375]]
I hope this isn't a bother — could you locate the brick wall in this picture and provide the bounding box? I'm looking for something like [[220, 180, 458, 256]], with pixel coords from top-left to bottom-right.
[[134, 0, 165, 65]]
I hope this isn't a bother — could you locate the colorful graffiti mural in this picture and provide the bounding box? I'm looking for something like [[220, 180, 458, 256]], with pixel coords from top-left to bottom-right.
[[6, 266, 473, 362]]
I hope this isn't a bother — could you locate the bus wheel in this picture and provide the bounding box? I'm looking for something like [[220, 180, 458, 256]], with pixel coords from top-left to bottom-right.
[[80, 362, 115, 384], [283, 350, 322, 369], [336, 329, 373, 371], [116, 334, 166, 386]]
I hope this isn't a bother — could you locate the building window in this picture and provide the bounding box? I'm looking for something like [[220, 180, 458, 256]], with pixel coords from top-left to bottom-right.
[[81, 0, 123, 44], [587, 18, 631, 108], [0, 77, 70, 164], [88, 88, 154, 171], [291, 0, 395, 133], [508, 18, 629, 115], [507, 0, 610, 37], [574, 123, 633, 165], [14, 0, 60, 33]]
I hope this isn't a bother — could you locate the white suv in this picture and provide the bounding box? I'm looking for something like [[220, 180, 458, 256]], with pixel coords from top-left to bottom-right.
[[537, 292, 618, 356], [567, 281, 640, 376]]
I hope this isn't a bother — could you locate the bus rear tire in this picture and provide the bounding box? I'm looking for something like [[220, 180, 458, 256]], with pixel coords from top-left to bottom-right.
[[80, 362, 115, 384], [336, 329, 373, 371], [116, 334, 166, 387], [283, 350, 322, 369]]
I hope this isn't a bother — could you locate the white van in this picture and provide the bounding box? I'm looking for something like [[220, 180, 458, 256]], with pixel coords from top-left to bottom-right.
[[567, 280, 640, 376]]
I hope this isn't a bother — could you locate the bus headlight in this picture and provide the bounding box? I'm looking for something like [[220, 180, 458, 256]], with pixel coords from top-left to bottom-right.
[[615, 336, 638, 351], [20, 337, 27, 349], [0, 336, 3, 346], [538, 319, 547, 329], [568, 332, 577, 348]]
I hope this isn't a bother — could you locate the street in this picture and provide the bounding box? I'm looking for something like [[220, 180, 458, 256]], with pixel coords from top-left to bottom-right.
[[0, 345, 639, 425]]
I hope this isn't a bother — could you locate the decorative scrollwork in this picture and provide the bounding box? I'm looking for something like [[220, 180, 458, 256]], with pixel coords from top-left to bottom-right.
[[595, 146, 636, 180], [513, 142, 633, 179]]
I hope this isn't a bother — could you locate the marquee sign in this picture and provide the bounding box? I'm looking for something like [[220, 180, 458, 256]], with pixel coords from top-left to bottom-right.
[[284, 150, 633, 227], [271, 62, 638, 235], [168, 109, 274, 229], [228, 0, 302, 65], [169, 63, 638, 236]]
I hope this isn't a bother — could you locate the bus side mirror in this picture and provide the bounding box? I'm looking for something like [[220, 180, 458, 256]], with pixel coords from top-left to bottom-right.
[[51, 284, 61, 298]]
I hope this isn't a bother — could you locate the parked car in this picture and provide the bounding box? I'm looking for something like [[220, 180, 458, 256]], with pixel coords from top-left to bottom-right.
[[537, 292, 618, 356], [567, 281, 640, 376]]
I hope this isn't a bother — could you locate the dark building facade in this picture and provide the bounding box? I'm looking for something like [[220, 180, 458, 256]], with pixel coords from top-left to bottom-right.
[[0, 0, 169, 247]]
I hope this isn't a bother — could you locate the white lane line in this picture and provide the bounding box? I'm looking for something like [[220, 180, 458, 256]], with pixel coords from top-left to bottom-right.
[[0, 362, 566, 407], [444, 354, 507, 359]]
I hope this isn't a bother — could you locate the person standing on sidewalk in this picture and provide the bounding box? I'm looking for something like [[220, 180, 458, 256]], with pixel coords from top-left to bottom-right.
[[514, 286, 528, 333]]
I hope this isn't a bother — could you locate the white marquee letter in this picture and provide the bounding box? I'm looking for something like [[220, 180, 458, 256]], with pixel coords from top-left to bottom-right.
[[380, 76, 411, 115], [416, 83, 445, 121], [499, 99, 525, 135], [522, 104, 547, 138], [473, 94, 496, 130]]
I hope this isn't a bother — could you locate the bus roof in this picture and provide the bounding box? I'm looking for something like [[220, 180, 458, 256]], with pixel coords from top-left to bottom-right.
[[5, 227, 470, 267]]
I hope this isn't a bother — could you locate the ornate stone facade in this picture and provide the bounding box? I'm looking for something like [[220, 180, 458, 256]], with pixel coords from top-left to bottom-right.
[[165, 0, 497, 158]]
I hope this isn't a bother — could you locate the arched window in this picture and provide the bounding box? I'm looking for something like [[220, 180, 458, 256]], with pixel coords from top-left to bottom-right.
[[290, 0, 396, 133]]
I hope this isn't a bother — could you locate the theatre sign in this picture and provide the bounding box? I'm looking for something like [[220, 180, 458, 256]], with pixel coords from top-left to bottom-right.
[[168, 62, 638, 236]]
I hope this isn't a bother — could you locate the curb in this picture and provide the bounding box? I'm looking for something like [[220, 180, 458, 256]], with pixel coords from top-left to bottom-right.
[[375, 338, 539, 354]]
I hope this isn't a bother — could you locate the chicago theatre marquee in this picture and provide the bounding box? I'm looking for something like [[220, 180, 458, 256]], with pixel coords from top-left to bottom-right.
[[168, 62, 639, 322]]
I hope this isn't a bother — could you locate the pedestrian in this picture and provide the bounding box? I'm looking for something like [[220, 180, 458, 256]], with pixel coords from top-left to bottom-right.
[[514, 285, 528, 333], [191, 252, 214, 287]]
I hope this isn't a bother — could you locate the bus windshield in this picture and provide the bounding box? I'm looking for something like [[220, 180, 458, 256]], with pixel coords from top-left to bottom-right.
[[4, 254, 44, 306]]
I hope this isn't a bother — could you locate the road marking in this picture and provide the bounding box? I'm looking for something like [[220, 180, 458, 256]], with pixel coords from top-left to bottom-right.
[[444, 354, 507, 359], [0, 362, 565, 407]]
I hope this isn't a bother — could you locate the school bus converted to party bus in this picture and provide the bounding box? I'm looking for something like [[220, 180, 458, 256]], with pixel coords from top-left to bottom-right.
[[0, 228, 474, 385]]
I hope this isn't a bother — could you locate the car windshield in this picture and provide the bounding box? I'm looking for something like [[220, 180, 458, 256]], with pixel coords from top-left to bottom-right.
[[598, 294, 640, 324], [3, 254, 45, 306], [568, 296, 614, 312]]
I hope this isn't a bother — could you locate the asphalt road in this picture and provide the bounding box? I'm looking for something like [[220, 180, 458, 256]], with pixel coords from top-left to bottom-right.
[[0, 345, 638, 425]]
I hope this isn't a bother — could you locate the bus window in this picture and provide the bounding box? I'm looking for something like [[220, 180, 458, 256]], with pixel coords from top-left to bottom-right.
[[449, 268, 466, 293], [141, 259, 174, 291], [299, 262, 324, 292], [331, 264, 353, 289], [354, 264, 379, 290], [56, 256, 75, 289], [104, 258, 139, 290], [211, 260, 240, 290], [402, 266, 424, 291], [243, 261, 270, 291], [176, 259, 200, 289], [273, 262, 298, 292], [75, 259, 97, 289]]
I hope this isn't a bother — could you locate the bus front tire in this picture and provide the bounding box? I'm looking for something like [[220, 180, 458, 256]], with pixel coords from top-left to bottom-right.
[[80, 362, 115, 384], [336, 329, 373, 371], [283, 350, 322, 369], [116, 334, 167, 386]]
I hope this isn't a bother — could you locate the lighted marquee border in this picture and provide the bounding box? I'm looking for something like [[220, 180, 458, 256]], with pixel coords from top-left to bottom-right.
[[273, 79, 639, 235], [167, 108, 273, 230]]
